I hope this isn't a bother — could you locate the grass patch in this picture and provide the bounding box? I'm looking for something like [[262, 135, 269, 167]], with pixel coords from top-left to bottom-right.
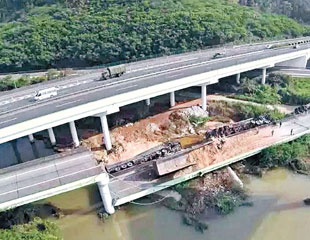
[[232, 84, 282, 105], [189, 115, 210, 127], [0, 69, 70, 91], [0, 217, 62, 240], [208, 100, 285, 121], [283, 77, 310, 104], [233, 74, 310, 106]]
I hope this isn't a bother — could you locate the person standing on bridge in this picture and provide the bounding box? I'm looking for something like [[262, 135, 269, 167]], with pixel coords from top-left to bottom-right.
[[271, 129, 274, 136], [279, 121, 282, 128], [291, 129, 294, 135]]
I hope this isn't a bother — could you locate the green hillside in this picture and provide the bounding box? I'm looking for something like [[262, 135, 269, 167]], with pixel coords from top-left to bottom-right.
[[0, 0, 309, 72]]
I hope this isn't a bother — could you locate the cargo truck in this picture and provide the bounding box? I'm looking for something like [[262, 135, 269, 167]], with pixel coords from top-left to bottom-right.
[[101, 64, 126, 80]]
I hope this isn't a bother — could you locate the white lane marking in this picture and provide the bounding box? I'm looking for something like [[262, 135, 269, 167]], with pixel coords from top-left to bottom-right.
[[116, 84, 138, 92], [128, 57, 199, 73], [56, 99, 82, 108], [169, 74, 183, 78], [0, 118, 17, 125]]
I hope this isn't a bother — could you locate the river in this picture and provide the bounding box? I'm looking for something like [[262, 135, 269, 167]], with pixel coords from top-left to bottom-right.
[[39, 168, 310, 240]]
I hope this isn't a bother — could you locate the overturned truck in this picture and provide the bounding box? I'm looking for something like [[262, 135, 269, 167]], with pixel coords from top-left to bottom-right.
[[205, 115, 274, 140], [106, 141, 182, 174]]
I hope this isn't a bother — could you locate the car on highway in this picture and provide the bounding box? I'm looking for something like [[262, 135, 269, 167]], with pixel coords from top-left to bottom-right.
[[266, 44, 273, 49], [212, 52, 226, 59], [34, 87, 58, 101]]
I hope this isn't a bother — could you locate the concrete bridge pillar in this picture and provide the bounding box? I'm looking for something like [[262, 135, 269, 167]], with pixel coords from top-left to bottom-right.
[[201, 84, 207, 111], [97, 173, 115, 214], [28, 134, 35, 144], [100, 115, 112, 151], [236, 73, 241, 85], [69, 121, 79, 147], [47, 128, 56, 146], [170, 91, 176, 107], [145, 98, 151, 106], [261, 68, 267, 85]]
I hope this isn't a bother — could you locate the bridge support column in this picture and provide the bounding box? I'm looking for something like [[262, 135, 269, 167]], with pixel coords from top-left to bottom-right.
[[201, 84, 207, 111], [236, 73, 241, 85], [69, 121, 79, 147], [145, 98, 151, 106], [261, 68, 267, 85], [170, 91, 176, 107], [227, 167, 243, 188], [97, 173, 115, 214], [28, 134, 34, 144], [47, 128, 56, 146], [100, 115, 112, 151]]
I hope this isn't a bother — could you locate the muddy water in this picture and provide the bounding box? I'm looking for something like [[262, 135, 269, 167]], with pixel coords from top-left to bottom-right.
[[42, 169, 310, 240]]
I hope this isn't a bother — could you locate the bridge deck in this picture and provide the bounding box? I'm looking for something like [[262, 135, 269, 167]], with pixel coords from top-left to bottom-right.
[[109, 113, 310, 206], [0, 148, 102, 208]]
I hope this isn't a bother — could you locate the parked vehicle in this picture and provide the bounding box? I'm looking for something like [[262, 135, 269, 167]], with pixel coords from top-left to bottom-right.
[[34, 87, 58, 101], [101, 64, 126, 80]]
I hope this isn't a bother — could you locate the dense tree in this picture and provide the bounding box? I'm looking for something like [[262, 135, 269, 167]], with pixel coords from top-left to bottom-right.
[[0, 0, 309, 72], [0, 218, 62, 240]]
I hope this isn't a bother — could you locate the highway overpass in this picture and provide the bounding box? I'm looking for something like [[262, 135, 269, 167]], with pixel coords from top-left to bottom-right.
[[1, 37, 310, 148]]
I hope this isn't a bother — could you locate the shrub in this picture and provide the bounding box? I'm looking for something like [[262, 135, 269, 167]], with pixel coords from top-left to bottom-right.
[[189, 115, 210, 127]]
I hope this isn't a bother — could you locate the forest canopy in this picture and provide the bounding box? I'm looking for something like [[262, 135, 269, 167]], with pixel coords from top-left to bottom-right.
[[0, 0, 309, 72]]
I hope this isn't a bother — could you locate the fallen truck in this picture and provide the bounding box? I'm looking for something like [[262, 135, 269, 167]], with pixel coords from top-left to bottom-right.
[[105, 141, 182, 174]]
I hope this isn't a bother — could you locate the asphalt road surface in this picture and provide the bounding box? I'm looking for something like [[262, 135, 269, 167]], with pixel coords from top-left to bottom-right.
[[0, 39, 310, 129]]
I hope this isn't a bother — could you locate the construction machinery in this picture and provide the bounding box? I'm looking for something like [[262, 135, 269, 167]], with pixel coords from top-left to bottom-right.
[[101, 64, 126, 80]]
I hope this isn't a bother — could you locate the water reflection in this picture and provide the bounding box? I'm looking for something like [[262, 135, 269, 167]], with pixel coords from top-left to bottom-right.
[[0, 136, 55, 169], [40, 169, 310, 240]]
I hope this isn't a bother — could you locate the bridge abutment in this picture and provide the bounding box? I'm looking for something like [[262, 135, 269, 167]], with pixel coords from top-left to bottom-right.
[[100, 115, 112, 151], [47, 128, 56, 146], [97, 173, 115, 214], [69, 121, 80, 147]]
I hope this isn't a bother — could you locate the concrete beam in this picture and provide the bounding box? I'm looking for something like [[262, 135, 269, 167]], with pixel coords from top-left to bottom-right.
[[170, 91, 176, 107], [28, 134, 34, 144], [201, 84, 207, 111], [145, 98, 151, 106], [47, 128, 56, 146], [100, 115, 112, 151], [0, 175, 100, 212], [69, 121, 79, 147]]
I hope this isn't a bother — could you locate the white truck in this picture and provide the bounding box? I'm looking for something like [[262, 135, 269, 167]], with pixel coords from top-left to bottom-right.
[[34, 87, 58, 101]]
